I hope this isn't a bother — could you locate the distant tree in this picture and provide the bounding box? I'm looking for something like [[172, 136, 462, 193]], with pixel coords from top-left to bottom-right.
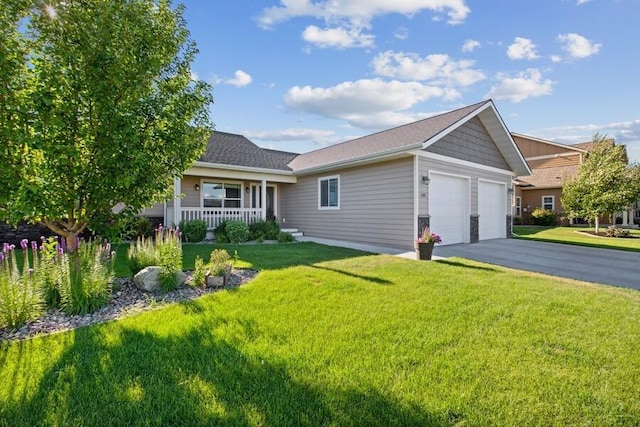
[[562, 133, 640, 233], [0, 0, 213, 251]]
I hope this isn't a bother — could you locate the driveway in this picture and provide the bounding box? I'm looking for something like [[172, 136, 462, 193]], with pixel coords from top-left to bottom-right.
[[433, 238, 640, 290]]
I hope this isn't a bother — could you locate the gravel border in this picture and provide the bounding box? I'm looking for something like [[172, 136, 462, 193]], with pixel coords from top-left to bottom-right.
[[0, 269, 258, 342]]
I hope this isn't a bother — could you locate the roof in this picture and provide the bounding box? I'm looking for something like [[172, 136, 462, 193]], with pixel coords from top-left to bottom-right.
[[517, 164, 580, 189], [199, 131, 298, 171], [571, 138, 615, 151], [288, 101, 489, 172]]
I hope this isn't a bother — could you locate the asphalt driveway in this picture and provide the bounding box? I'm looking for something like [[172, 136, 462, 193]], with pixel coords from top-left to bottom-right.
[[433, 238, 640, 290]]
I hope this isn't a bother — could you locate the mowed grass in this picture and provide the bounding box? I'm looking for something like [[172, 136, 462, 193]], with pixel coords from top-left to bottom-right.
[[514, 225, 640, 252], [2, 242, 640, 425]]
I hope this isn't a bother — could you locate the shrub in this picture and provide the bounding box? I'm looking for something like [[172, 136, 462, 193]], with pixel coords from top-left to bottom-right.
[[225, 221, 249, 244], [0, 242, 44, 329], [249, 220, 280, 241], [189, 249, 232, 287], [277, 231, 294, 243], [127, 217, 154, 240], [94, 215, 154, 243], [214, 221, 230, 243], [127, 226, 183, 291], [605, 226, 631, 238], [513, 216, 522, 225], [179, 219, 207, 243], [531, 208, 556, 226]]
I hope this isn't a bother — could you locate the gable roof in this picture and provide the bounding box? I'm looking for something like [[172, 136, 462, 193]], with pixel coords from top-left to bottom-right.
[[199, 131, 298, 171], [512, 133, 588, 157], [288, 100, 530, 176]]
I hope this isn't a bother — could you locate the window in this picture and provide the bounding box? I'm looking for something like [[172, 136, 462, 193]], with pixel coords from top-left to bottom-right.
[[542, 195, 554, 211], [202, 182, 241, 208], [319, 176, 339, 209], [515, 196, 522, 216]]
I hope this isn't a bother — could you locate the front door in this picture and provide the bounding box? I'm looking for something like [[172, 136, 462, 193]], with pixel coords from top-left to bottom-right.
[[251, 185, 276, 220]]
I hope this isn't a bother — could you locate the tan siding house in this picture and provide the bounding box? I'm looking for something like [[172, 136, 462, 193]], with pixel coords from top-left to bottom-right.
[[142, 100, 531, 249]]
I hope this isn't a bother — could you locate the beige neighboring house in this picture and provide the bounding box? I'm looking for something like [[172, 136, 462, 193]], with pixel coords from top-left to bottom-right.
[[512, 133, 637, 226], [142, 100, 531, 249]]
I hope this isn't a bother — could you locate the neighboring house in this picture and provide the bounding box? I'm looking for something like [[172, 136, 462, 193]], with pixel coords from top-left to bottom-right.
[[511, 134, 637, 225], [143, 100, 530, 249]]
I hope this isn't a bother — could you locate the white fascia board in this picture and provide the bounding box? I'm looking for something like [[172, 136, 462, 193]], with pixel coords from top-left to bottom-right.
[[526, 152, 582, 161], [411, 150, 515, 176], [292, 143, 422, 176], [187, 162, 297, 183]]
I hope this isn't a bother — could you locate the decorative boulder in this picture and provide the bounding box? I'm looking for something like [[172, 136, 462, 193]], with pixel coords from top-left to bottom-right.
[[133, 266, 188, 292]]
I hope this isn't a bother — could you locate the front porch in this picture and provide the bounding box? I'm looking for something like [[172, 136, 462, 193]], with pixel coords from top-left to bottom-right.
[[176, 207, 263, 230]]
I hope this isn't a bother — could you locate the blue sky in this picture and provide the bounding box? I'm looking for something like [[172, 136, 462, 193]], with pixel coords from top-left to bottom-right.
[[181, 0, 640, 163]]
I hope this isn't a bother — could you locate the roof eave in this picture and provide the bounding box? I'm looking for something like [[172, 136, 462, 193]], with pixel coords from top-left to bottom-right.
[[191, 160, 294, 175]]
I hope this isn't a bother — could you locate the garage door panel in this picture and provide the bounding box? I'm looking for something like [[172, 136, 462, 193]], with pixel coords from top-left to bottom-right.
[[479, 181, 506, 240], [429, 174, 468, 245]]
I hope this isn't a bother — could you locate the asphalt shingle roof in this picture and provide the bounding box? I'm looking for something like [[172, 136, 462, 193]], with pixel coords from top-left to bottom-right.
[[287, 101, 489, 171], [198, 132, 298, 171]]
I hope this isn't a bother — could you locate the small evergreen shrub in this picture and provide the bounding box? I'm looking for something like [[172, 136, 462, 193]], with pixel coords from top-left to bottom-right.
[[531, 208, 556, 226], [513, 216, 522, 225], [249, 220, 280, 241], [225, 221, 249, 244], [189, 249, 232, 287], [277, 231, 294, 243], [214, 221, 230, 243], [189, 257, 207, 288], [179, 219, 207, 243]]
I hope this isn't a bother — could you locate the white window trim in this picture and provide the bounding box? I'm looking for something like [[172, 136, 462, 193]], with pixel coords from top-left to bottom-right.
[[200, 179, 244, 208], [515, 196, 522, 216], [542, 195, 555, 211], [318, 175, 340, 210]]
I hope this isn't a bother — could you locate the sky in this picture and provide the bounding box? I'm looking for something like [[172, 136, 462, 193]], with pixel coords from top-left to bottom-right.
[[180, 0, 640, 163]]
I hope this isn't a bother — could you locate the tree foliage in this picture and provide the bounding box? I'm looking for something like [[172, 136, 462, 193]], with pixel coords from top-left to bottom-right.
[[562, 134, 640, 232], [0, 0, 213, 250]]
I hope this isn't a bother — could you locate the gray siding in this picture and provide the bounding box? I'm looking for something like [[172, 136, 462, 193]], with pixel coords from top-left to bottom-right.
[[418, 156, 512, 216], [280, 158, 415, 249], [426, 117, 510, 170]]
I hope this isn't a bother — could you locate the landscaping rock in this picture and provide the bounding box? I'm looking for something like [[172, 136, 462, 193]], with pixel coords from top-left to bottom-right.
[[133, 266, 188, 292]]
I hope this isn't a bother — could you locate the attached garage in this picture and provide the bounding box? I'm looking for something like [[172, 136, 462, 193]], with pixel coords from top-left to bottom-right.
[[429, 172, 469, 245], [478, 180, 507, 240]]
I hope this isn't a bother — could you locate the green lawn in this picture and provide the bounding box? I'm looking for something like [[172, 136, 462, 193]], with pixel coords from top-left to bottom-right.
[[2, 242, 640, 425], [513, 225, 640, 252]]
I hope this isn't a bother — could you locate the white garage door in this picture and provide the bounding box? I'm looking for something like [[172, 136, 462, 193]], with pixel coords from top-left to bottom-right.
[[429, 173, 469, 245], [478, 180, 506, 241]]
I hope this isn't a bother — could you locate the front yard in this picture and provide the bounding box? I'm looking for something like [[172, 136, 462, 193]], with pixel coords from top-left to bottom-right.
[[2, 243, 640, 425], [513, 225, 640, 251]]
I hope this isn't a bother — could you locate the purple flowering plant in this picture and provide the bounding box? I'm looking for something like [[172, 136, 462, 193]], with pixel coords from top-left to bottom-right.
[[417, 227, 442, 244]]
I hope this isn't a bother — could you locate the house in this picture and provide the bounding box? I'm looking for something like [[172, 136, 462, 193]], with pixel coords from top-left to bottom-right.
[[511, 134, 637, 226], [144, 100, 531, 249]]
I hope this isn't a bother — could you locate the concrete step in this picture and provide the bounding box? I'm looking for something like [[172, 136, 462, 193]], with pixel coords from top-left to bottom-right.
[[281, 228, 304, 238]]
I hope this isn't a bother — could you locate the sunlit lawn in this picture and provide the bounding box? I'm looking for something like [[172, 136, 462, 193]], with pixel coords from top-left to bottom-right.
[[2, 242, 640, 425], [513, 225, 640, 252]]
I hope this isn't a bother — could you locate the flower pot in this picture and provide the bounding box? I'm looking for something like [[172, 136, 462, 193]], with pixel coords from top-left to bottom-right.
[[417, 242, 435, 260]]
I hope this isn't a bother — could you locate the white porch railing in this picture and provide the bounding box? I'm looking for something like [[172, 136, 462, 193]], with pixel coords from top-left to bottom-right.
[[180, 208, 263, 229]]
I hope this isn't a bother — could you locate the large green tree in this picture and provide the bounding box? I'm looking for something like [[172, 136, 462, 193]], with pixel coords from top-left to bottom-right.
[[562, 134, 640, 233], [0, 0, 213, 250]]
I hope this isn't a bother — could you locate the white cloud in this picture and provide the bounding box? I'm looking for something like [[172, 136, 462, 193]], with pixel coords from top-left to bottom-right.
[[394, 27, 409, 40], [557, 33, 601, 59], [371, 50, 485, 86], [550, 55, 562, 63], [258, 0, 472, 28], [284, 78, 460, 128], [461, 39, 481, 52], [190, 70, 199, 81], [487, 69, 554, 102], [226, 70, 253, 87], [507, 37, 539, 60], [302, 25, 374, 48], [576, 0, 592, 5]]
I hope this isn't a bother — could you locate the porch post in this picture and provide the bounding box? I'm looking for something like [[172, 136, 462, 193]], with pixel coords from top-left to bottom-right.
[[261, 179, 267, 220], [173, 176, 181, 227], [623, 210, 629, 226]]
